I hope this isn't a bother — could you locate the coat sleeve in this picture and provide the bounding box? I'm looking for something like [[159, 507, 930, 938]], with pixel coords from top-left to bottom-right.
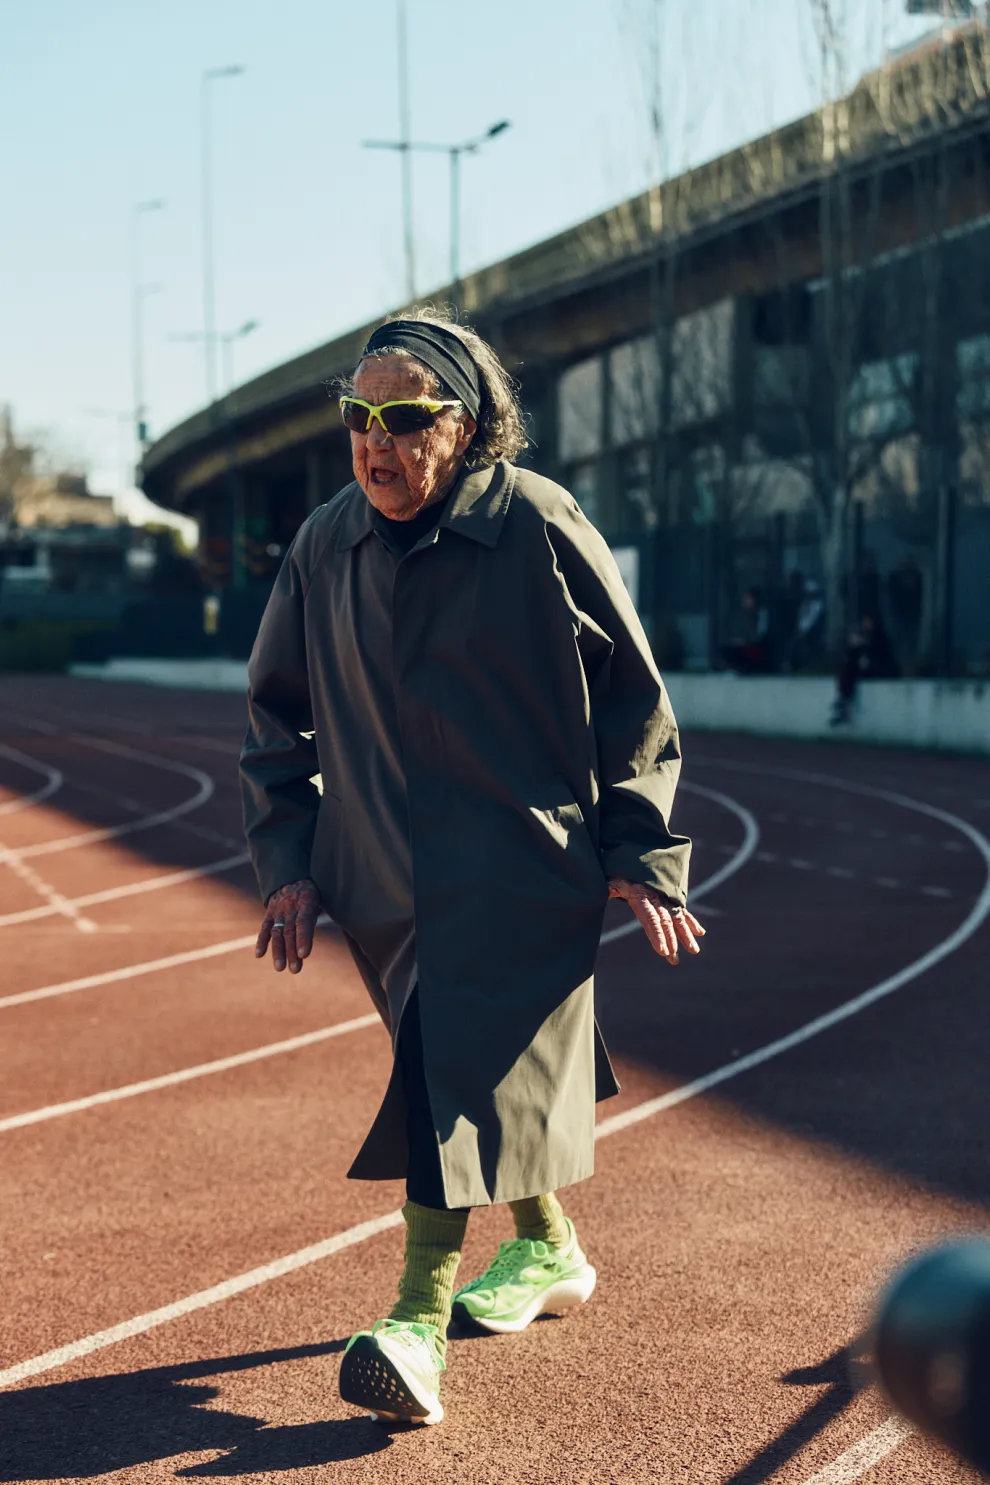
[[240, 534, 321, 902], [546, 497, 691, 907]]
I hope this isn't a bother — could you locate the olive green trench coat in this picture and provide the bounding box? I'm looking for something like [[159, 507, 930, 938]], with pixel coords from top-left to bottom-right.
[[240, 460, 690, 1208]]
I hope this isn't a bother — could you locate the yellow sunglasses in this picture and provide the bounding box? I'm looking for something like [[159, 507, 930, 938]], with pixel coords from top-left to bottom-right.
[[339, 395, 462, 436]]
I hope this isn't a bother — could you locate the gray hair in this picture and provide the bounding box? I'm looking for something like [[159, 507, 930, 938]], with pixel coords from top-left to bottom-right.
[[338, 305, 529, 470]]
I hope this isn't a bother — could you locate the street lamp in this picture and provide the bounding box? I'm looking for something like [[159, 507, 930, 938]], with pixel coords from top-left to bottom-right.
[[201, 65, 244, 405], [131, 199, 164, 458], [221, 319, 258, 393], [362, 120, 511, 310], [169, 319, 258, 396]]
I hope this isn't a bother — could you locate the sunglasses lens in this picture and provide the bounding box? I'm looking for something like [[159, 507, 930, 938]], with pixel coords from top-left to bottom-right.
[[380, 402, 438, 435], [339, 399, 369, 432]]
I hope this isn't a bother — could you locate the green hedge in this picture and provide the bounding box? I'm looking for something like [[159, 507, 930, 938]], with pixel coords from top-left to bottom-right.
[[0, 619, 112, 673]]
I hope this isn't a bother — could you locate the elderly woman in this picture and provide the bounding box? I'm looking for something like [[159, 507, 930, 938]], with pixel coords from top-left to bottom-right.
[[241, 309, 704, 1427]]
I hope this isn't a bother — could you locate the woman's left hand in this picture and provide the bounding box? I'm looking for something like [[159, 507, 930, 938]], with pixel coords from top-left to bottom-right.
[[607, 878, 705, 965]]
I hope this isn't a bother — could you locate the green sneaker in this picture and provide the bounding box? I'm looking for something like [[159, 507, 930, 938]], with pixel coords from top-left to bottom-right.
[[339, 1318, 445, 1425], [452, 1217, 597, 1334]]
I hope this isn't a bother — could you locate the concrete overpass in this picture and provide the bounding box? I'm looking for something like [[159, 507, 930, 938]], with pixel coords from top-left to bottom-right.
[[141, 22, 990, 641]]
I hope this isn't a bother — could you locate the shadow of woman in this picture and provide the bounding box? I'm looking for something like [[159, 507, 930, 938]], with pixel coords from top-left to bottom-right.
[[0, 1341, 392, 1480]]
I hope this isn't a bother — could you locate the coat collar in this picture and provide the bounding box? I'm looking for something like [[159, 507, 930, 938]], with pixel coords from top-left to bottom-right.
[[336, 462, 514, 552]]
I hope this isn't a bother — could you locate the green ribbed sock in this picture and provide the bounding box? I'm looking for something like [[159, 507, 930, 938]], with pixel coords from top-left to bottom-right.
[[508, 1192, 570, 1248], [389, 1201, 469, 1357]]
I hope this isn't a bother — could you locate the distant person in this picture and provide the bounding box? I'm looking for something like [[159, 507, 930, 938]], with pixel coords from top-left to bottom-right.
[[830, 611, 899, 725], [240, 308, 705, 1427], [887, 554, 924, 675], [791, 578, 826, 670], [723, 586, 772, 674]]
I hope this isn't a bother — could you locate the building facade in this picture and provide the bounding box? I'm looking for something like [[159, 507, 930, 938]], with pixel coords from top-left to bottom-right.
[[141, 25, 990, 674]]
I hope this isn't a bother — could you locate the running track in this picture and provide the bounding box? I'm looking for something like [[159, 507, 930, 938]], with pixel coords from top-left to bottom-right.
[[1, 674, 988, 1485]]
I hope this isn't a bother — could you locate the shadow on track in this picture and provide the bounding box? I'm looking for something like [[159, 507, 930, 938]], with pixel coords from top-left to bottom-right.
[[0, 1342, 393, 1480], [720, 1333, 870, 1485]]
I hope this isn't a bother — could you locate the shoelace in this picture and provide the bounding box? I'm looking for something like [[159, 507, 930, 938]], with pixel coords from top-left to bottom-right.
[[370, 1318, 447, 1371]]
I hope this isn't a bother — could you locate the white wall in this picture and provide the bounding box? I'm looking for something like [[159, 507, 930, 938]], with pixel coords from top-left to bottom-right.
[[664, 674, 990, 755], [72, 660, 990, 757]]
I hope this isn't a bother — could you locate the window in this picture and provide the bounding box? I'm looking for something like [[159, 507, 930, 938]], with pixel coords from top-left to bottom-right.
[[609, 336, 661, 446], [557, 357, 603, 462], [617, 446, 658, 530], [568, 462, 601, 527], [957, 334, 990, 420], [671, 300, 734, 430], [847, 355, 916, 441]]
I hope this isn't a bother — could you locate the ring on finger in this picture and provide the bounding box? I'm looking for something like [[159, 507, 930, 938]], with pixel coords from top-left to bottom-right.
[[272, 921, 286, 928]]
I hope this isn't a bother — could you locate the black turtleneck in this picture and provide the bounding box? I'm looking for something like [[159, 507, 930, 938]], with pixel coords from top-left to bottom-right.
[[374, 494, 450, 557]]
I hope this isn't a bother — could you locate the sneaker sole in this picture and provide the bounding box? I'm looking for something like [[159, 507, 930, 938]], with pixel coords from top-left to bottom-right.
[[452, 1264, 597, 1335], [338, 1336, 443, 1425]]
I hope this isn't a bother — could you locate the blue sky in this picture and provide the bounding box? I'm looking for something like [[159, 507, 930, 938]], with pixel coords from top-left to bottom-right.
[[1, 0, 936, 522]]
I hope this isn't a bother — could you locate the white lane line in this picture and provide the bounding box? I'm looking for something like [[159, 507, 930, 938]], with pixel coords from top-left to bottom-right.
[[0, 783, 755, 1388], [0, 747, 92, 929], [0, 745, 64, 817], [11, 734, 215, 860], [600, 781, 759, 947], [0, 841, 97, 934], [0, 850, 250, 929], [0, 1014, 381, 1132], [0, 1211, 406, 1389], [0, 933, 257, 1009], [0, 788, 754, 1116], [4, 764, 984, 1484], [798, 1418, 914, 1484], [595, 779, 990, 1141], [0, 911, 334, 1010]]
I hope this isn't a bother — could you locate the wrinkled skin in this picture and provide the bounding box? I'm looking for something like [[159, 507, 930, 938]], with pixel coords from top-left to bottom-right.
[[255, 353, 704, 973], [258, 876, 704, 974], [349, 354, 477, 521], [256, 877, 322, 973], [607, 879, 705, 966]]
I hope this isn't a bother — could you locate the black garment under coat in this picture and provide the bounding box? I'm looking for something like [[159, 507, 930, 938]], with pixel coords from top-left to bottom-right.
[[240, 461, 691, 1208]]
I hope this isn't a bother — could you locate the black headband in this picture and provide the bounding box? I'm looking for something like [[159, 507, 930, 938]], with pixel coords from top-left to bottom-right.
[[361, 320, 483, 420]]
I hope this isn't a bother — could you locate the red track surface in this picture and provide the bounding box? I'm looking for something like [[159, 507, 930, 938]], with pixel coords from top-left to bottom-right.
[[1, 674, 988, 1484]]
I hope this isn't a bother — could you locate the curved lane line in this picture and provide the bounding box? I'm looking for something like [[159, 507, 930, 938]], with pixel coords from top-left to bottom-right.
[[0, 784, 757, 1388], [595, 774, 990, 1134], [600, 780, 759, 946], [0, 851, 250, 929], [4, 763, 985, 1462], [0, 745, 64, 818], [11, 735, 215, 861], [0, 746, 92, 929], [0, 786, 757, 1116]]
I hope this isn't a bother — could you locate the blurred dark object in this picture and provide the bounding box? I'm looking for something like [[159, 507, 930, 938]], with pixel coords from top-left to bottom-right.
[[782, 570, 826, 671], [830, 611, 899, 724], [71, 592, 268, 665], [887, 554, 924, 676], [874, 1239, 990, 1473], [723, 586, 773, 674]]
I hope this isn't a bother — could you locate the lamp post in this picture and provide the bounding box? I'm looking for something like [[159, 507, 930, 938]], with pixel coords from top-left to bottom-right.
[[201, 65, 244, 405], [131, 199, 164, 462], [362, 120, 510, 312], [221, 319, 259, 394], [169, 319, 258, 397]]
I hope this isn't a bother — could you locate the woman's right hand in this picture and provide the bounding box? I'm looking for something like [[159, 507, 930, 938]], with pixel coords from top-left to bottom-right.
[[256, 877, 322, 973]]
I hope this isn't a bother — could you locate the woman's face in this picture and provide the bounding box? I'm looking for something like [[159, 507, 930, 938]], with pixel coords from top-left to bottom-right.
[[349, 354, 477, 520]]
